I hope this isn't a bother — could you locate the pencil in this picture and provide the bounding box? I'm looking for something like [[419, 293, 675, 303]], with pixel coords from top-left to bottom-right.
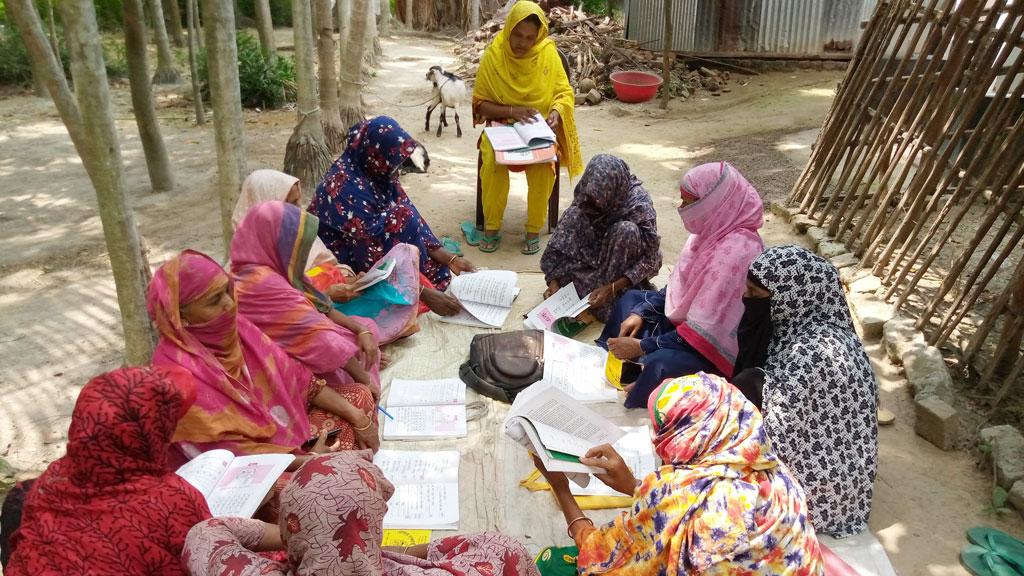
[[378, 405, 395, 420]]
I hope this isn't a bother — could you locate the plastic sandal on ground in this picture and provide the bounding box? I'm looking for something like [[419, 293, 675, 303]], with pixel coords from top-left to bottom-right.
[[460, 221, 481, 246], [441, 236, 462, 257], [479, 233, 502, 253], [968, 527, 1024, 572], [522, 236, 540, 255], [961, 544, 1024, 576]]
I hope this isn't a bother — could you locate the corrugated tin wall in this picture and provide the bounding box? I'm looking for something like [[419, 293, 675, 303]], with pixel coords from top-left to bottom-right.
[[624, 0, 878, 57]]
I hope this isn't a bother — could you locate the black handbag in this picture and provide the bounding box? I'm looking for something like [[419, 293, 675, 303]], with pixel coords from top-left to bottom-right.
[[458, 330, 545, 403]]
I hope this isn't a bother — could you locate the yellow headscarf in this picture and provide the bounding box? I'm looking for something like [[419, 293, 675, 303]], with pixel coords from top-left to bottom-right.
[[473, 1, 583, 177]]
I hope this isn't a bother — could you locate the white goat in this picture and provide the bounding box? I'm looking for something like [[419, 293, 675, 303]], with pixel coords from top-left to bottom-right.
[[425, 66, 466, 138]]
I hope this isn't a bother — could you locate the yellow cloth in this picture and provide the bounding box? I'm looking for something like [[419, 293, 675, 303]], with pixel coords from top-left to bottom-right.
[[382, 530, 432, 546], [480, 136, 557, 233], [520, 469, 635, 510]]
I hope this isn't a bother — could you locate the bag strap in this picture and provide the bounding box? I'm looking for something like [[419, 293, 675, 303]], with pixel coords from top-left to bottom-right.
[[459, 360, 512, 403]]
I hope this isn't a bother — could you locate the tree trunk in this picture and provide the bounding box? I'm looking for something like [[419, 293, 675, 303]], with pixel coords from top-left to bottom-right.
[[339, 0, 368, 129], [404, 0, 413, 28], [167, 0, 186, 47], [337, 0, 351, 81], [195, 0, 205, 50], [365, 0, 380, 66], [380, 0, 391, 37], [45, 0, 59, 55], [147, 0, 182, 83], [254, 0, 277, 63], [124, 0, 175, 192], [470, 0, 480, 31], [660, 0, 673, 109], [284, 0, 333, 200], [9, 0, 155, 364], [316, 0, 345, 151], [202, 0, 247, 250], [186, 0, 206, 124]]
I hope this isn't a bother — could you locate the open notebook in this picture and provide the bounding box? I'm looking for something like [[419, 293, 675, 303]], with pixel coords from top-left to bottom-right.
[[524, 282, 592, 332], [176, 451, 294, 518], [374, 449, 460, 530], [383, 378, 467, 440], [483, 114, 556, 151], [540, 332, 619, 403], [438, 270, 519, 329], [566, 426, 657, 497], [350, 258, 396, 291], [504, 383, 624, 488]]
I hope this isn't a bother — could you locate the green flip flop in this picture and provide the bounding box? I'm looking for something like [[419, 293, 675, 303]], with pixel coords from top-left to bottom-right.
[[479, 233, 501, 253], [522, 236, 541, 255], [961, 544, 1024, 576], [460, 221, 481, 246], [969, 527, 1024, 571], [441, 236, 463, 257]]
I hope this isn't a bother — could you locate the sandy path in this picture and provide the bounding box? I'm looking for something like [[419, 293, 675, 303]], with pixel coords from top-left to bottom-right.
[[0, 30, 1020, 575]]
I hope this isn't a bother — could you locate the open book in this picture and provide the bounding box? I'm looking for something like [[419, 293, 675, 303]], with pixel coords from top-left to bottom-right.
[[350, 258, 396, 291], [504, 383, 624, 487], [483, 114, 556, 152], [540, 332, 619, 403], [374, 449, 459, 530], [524, 282, 592, 332], [438, 270, 519, 329], [383, 378, 467, 440], [567, 426, 656, 496], [176, 451, 294, 518]]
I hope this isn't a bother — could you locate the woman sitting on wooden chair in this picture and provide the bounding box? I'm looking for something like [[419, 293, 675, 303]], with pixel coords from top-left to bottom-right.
[[472, 0, 583, 255]]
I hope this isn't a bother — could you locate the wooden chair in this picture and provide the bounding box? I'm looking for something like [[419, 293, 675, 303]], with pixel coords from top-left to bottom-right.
[[475, 50, 571, 234]]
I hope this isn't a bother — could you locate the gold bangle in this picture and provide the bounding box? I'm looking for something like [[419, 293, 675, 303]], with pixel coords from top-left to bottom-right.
[[448, 254, 458, 266], [352, 418, 373, 432], [357, 330, 371, 336], [566, 516, 594, 538]]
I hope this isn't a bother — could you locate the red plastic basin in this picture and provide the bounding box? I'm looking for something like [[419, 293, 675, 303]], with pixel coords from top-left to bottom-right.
[[610, 70, 663, 103]]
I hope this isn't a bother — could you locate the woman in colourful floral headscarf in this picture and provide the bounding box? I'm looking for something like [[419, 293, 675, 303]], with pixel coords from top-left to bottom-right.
[[473, 0, 582, 254], [147, 250, 380, 469], [309, 116, 473, 314], [183, 451, 540, 576], [599, 161, 764, 408], [534, 372, 823, 575]]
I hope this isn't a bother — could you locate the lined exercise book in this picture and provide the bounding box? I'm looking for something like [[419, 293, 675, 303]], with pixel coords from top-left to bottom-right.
[[176, 451, 294, 518], [374, 449, 460, 530], [438, 270, 519, 329]]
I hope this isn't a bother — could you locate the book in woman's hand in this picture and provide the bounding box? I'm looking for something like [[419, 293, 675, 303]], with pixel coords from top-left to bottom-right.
[[483, 114, 557, 151], [175, 450, 294, 518]]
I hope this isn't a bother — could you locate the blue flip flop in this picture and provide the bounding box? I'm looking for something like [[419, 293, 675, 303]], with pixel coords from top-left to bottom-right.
[[460, 221, 481, 246], [441, 236, 462, 257]]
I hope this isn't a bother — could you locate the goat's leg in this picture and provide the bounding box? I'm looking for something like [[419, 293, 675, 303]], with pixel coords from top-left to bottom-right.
[[437, 105, 445, 137], [441, 107, 449, 127], [425, 101, 439, 133], [454, 109, 463, 138]]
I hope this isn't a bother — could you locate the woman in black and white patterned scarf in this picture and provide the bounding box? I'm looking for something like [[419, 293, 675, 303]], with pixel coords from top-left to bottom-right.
[[734, 245, 878, 538]]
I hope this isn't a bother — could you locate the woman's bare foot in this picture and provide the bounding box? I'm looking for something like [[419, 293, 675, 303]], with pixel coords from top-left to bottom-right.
[[421, 287, 463, 316], [380, 351, 391, 369]]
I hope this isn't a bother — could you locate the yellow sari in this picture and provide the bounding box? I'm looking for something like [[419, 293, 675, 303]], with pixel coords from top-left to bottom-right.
[[473, 1, 583, 177]]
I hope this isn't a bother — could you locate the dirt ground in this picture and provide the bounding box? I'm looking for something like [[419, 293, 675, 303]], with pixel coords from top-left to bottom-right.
[[1, 30, 1022, 575]]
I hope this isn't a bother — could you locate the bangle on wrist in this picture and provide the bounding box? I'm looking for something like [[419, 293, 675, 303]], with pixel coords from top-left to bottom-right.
[[566, 516, 594, 538], [358, 330, 371, 336], [352, 418, 372, 432], [448, 254, 458, 266]]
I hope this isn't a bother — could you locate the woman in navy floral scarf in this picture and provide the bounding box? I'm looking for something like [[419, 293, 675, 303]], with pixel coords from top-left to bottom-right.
[[309, 117, 473, 312]]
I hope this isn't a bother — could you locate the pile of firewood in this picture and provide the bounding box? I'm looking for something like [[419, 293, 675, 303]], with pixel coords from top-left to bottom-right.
[[455, 6, 733, 105]]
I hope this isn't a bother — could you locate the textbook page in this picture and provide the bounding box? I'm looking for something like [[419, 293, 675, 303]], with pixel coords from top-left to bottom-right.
[[541, 332, 618, 403], [513, 114, 557, 147], [382, 405, 467, 439], [450, 270, 517, 307], [177, 453, 295, 518], [374, 450, 459, 530], [386, 378, 466, 407], [524, 282, 592, 331], [351, 258, 396, 291], [569, 426, 657, 497], [483, 125, 530, 152], [176, 449, 235, 498]]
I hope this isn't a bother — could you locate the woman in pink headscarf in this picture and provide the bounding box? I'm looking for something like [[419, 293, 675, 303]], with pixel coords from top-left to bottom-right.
[[598, 161, 764, 408], [183, 452, 540, 576], [147, 250, 380, 470]]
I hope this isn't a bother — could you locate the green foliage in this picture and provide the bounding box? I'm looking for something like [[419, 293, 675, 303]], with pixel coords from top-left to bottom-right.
[[0, 25, 128, 86], [101, 34, 128, 79], [198, 31, 295, 109], [236, 0, 293, 27]]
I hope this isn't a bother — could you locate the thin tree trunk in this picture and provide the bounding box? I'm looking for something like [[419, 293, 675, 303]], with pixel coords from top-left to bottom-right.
[[45, 0, 59, 55], [365, 0, 380, 65], [470, 0, 480, 31], [186, 0, 205, 124], [195, 0, 204, 51], [660, 0, 673, 109], [202, 0, 247, 249], [167, 0, 185, 47], [404, 0, 413, 28], [254, 0, 277, 62], [9, 0, 155, 364], [380, 0, 391, 37], [316, 0, 345, 151], [339, 0, 368, 128], [337, 0, 351, 99], [124, 0, 175, 192], [147, 0, 182, 83], [284, 0, 333, 200]]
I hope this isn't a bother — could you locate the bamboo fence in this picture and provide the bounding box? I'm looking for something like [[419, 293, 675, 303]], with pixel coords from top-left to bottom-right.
[[787, 0, 1024, 411]]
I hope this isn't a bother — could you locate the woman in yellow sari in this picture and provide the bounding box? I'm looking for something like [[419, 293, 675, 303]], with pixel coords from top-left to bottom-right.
[[472, 0, 583, 254]]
